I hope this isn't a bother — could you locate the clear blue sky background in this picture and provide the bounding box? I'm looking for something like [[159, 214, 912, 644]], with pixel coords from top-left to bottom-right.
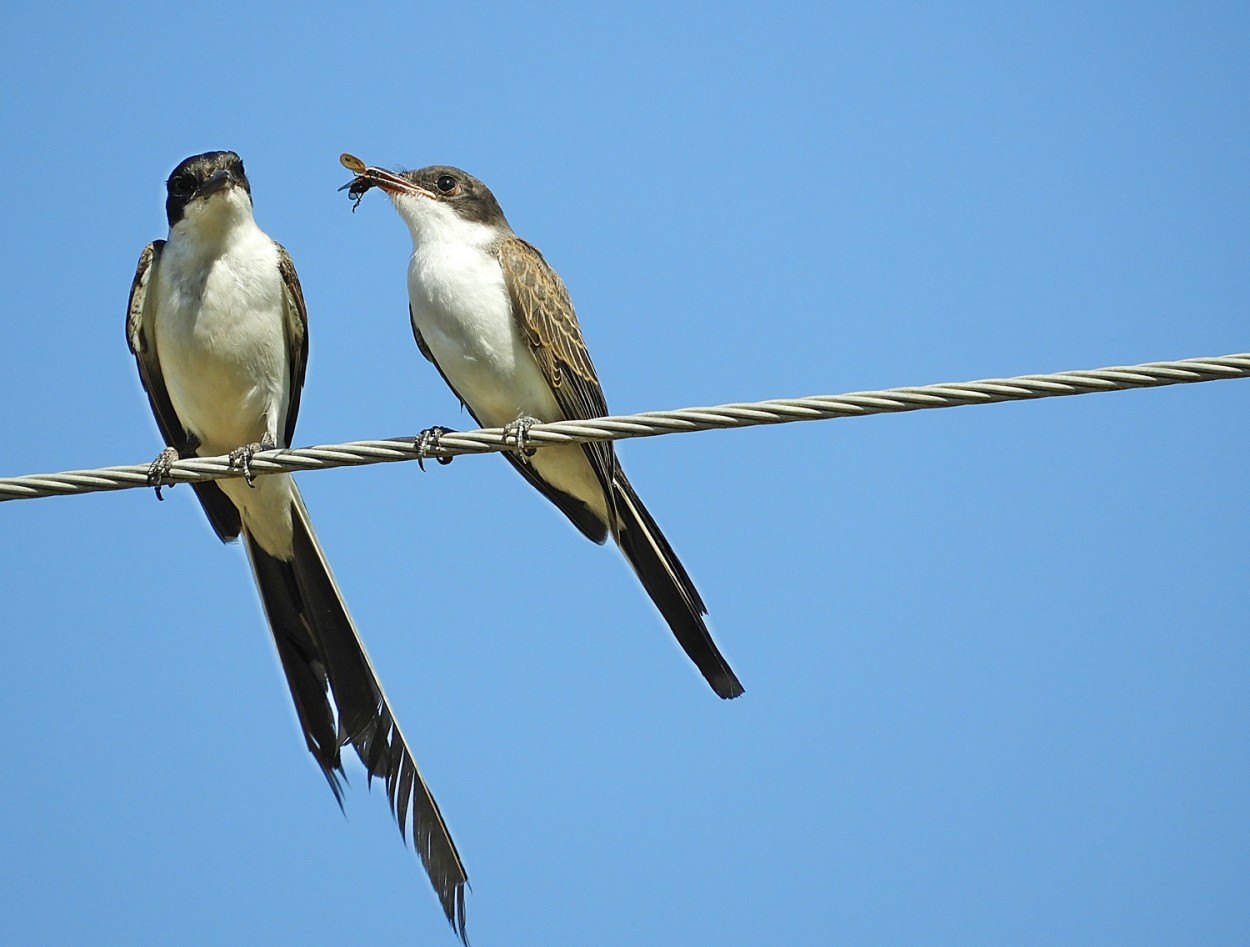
[[1, 3, 1247, 944]]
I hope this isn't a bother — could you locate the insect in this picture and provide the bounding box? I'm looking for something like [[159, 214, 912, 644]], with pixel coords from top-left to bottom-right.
[[338, 153, 376, 212]]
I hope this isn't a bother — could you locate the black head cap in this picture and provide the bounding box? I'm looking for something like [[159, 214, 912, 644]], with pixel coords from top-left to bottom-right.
[[164, 151, 252, 227]]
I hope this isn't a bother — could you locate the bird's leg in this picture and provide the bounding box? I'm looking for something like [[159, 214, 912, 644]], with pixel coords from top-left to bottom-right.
[[146, 433, 201, 501], [229, 434, 278, 487], [413, 425, 456, 471], [146, 447, 181, 501], [502, 414, 540, 458]]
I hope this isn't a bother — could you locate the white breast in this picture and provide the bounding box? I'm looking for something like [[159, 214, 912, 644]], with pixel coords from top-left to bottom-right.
[[153, 225, 291, 457], [401, 200, 607, 522], [407, 235, 562, 429]]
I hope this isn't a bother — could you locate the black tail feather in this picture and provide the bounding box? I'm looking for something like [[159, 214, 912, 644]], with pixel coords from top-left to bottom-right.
[[244, 489, 469, 943], [244, 533, 345, 803], [611, 473, 744, 699]]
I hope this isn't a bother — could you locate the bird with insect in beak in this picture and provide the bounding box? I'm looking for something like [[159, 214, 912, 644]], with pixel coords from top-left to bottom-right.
[[127, 150, 469, 942], [340, 153, 744, 700]]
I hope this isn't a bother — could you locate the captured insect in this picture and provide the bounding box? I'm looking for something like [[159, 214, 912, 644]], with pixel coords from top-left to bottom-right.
[[338, 153, 376, 211]]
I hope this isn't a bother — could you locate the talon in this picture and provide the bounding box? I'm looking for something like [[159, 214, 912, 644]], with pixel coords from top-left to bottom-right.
[[146, 446, 180, 500], [414, 425, 455, 472], [503, 415, 540, 458], [228, 439, 276, 487], [228, 446, 256, 486]]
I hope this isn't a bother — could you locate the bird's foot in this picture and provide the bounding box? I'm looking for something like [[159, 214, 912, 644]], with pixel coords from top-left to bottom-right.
[[414, 425, 456, 471], [228, 438, 277, 487], [146, 447, 180, 501], [503, 415, 540, 458]]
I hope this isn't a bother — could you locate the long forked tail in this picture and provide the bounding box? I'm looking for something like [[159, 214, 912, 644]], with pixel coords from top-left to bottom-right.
[[242, 488, 468, 942], [611, 472, 744, 699]]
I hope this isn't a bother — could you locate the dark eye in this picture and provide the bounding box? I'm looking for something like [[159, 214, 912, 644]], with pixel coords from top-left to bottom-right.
[[436, 174, 458, 194], [169, 175, 195, 197]]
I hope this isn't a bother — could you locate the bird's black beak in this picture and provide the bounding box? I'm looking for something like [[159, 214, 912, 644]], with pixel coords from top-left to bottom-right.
[[337, 154, 429, 203], [196, 169, 234, 200]]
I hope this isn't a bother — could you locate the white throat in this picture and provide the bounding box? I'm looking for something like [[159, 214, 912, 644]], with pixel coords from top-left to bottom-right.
[[169, 186, 261, 257], [390, 191, 499, 251]]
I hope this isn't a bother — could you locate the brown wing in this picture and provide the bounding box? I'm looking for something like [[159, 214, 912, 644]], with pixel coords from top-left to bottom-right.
[[497, 236, 618, 500], [497, 236, 608, 420], [274, 242, 308, 449], [126, 241, 241, 541], [498, 243, 742, 698]]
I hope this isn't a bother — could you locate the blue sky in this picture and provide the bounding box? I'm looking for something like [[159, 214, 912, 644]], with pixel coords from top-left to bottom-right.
[[2, 2, 1248, 944]]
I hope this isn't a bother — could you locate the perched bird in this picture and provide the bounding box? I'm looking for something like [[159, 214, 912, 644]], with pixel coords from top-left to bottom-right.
[[127, 151, 468, 940], [342, 156, 743, 699]]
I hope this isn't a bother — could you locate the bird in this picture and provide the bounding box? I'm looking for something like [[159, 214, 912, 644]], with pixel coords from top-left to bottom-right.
[[126, 151, 468, 940], [341, 155, 744, 700]]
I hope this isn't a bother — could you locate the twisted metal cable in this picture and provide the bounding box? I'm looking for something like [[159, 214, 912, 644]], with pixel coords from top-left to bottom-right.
[[2, 352, 1247, 504]]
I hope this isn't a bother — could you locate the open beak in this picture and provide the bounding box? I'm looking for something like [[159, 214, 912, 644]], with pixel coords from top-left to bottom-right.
[[338, 153, 431, 204]]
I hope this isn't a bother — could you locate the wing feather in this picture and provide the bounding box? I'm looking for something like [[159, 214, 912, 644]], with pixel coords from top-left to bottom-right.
[[126, 241, 241, 541], [275, 242, 308, 449], [498, 236, 618, 500]]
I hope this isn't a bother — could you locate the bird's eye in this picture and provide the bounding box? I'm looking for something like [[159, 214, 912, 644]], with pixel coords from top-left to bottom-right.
[[169, 175, 195, 197], [436, 174, 458, 194]]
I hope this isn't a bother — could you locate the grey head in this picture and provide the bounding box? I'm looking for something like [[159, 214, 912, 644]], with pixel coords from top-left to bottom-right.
[[165, 151, 252, 227], [347, 163, 510, 230]]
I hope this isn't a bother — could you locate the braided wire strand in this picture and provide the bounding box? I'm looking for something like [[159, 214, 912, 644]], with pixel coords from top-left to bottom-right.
[[2, 352, 1246, 503]]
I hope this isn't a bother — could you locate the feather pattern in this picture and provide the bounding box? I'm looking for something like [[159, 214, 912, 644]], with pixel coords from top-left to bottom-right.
[[496, 233, 744, 699], [497, 235, 617, 499], [127, 239, 241, 541]]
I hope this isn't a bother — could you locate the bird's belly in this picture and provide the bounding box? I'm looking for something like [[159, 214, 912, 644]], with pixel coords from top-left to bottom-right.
[[424, 317, 562, 428], [409, 258, 608, 520], [155, 278, 289, 456], [409, 257, 561, 428]]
